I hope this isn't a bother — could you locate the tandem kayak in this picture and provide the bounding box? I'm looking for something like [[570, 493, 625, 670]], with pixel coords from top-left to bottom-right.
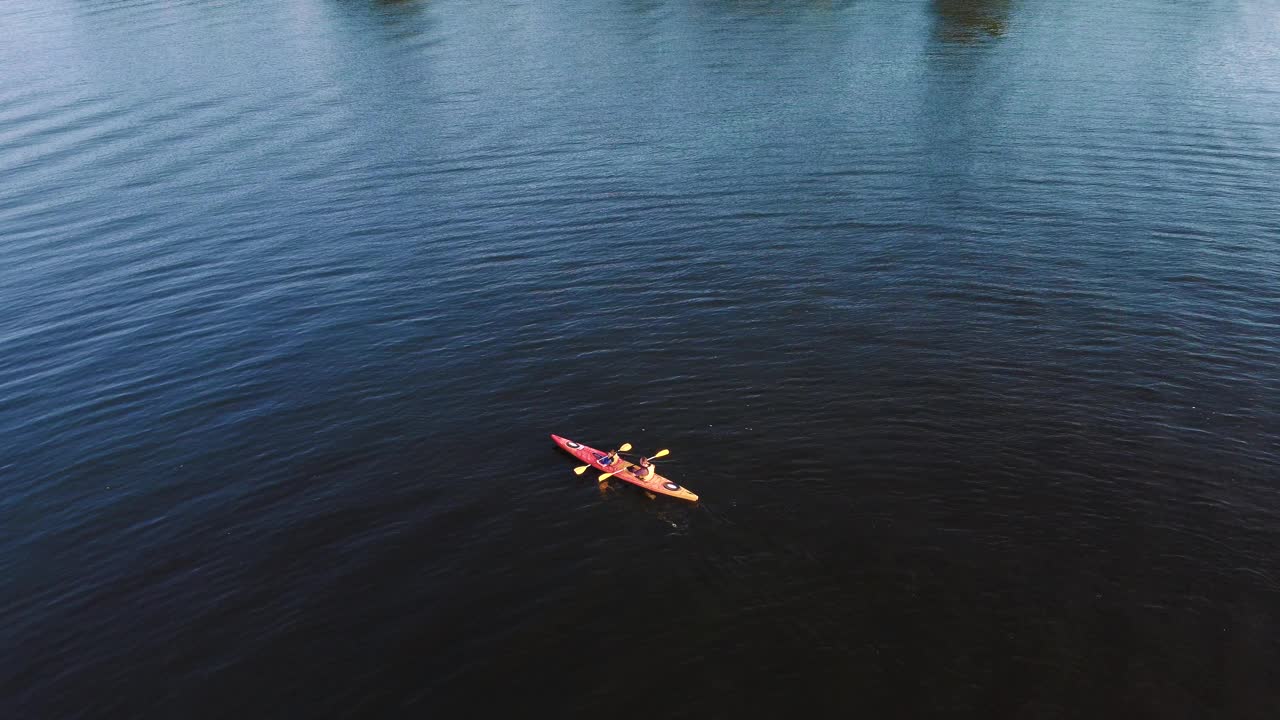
[[551, 434, 699, 502]]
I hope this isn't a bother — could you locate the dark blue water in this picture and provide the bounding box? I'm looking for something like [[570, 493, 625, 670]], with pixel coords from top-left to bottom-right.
[[3, 0, 1279, 716]]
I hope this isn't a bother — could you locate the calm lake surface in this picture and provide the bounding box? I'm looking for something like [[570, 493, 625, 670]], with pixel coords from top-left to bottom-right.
[[2, 0, 1278, 716]]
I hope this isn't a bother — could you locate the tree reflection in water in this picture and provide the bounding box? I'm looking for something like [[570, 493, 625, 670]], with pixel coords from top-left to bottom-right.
[[933, 0, 1012, 43]]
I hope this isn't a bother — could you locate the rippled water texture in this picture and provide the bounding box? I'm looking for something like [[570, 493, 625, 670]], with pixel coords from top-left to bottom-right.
[[2, 0, 1279, 717]]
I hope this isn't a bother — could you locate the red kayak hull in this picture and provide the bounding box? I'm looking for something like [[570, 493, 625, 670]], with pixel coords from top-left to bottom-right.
[[551, 434, 699, 502]]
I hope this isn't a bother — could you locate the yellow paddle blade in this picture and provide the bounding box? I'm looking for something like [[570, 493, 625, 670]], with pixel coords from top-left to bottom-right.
[[598, 472, 615, 482], [618, 443, 632, 452], [574, 465, 590, 475], [649, 449, 670, 459]]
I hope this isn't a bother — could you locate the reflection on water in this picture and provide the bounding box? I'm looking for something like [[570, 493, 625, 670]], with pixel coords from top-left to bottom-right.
[[597, 479, 696, 531], [698, 0, 858, 20], [933, 0, 1012, 42]]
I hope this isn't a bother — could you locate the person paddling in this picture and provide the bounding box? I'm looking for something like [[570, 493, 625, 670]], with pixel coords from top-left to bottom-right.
[[634, 456, 656, 481], [593, 446, 669, 483], [597, 442, 632, 468]]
